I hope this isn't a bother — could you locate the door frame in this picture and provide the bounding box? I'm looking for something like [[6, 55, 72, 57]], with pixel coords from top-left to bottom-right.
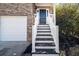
[[36, 8, 49, 24]]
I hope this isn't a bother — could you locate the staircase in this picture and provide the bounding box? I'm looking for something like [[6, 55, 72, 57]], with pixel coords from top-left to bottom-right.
[[32, 24, 58, 56]]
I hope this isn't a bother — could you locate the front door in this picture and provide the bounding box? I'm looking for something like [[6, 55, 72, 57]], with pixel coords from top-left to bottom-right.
[[39, 9, 46, 24]]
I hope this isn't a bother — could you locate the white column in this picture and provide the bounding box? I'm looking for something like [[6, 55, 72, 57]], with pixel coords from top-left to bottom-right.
[[37, 9, 39, 25], [46, 9, 49, 24], [32, 9, 39, 52]]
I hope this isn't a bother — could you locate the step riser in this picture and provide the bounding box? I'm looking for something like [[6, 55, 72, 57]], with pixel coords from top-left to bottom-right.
[[37, 32, 51, 34], [35, 41, 54, 43], [35, 49, 56, 54], [36, 39, 54, 41], [35, 43, 55, 46], [35, 49, 55, 52], [37, 34, 52, 36], [37, 29, 50, 30]]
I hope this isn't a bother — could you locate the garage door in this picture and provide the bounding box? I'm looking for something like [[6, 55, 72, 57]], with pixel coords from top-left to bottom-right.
[[0, 16, 27, 41]]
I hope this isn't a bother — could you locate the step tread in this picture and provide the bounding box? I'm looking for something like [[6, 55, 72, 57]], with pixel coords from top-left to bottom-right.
[[37, 27, 50, 28], [37, 29, 50, 30], [37, 30, 51, 31], [36, 36, 52, 38], [38, 26, 50, 27], [35, 41, 54, 43], [35, 46, 55, 49], [37, 28, 50, 30], [37, 33, 51, 34]]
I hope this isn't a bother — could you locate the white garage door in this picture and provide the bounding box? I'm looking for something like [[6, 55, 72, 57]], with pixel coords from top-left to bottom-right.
[[0, 16, 27, 41]]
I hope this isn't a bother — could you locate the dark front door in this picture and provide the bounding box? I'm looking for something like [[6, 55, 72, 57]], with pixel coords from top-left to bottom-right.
[[39, 9, 46, 24]]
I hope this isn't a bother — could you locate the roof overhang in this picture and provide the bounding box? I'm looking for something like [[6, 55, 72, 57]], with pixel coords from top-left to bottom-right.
[[35, 3, 53, 7]]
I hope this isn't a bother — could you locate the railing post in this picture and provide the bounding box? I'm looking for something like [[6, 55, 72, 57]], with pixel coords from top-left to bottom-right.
[[53, 26, 59, 53], [32, 25, 35, 52], [32, 13, 38, 53], [48, 13, 59, 53], [56, 26, 59, 53]]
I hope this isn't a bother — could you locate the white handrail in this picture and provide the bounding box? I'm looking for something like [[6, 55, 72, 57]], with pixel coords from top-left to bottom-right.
[[48, 13, 59, 53], [32, 13, 38, 52]]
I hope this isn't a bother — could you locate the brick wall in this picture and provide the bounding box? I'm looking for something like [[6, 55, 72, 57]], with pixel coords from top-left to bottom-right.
[[0, 3, 35, 42]]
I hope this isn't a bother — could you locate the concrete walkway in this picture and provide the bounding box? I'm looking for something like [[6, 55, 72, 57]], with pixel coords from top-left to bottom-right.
[[0, 41, 31, 56]]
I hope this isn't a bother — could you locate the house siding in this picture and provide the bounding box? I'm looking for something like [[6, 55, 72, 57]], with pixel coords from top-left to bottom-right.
[[0, 3, 35, 42]]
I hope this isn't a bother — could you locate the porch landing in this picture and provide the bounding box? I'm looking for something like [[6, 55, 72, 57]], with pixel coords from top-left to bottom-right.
[[32, 54, 59, 56]]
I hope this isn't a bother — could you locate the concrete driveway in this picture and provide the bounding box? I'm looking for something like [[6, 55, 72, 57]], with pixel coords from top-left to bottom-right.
[[0, 41, 31, 56]]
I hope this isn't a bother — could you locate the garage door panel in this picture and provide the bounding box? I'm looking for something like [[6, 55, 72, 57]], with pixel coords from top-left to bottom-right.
[[1, 16, 27, 41]]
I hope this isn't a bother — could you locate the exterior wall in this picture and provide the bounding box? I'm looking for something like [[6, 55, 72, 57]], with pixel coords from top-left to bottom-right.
[[0, 3, 54, 42], [35, 3, 54, 14], [36, 6, 53, 14], [0, 3, 35, 42]]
